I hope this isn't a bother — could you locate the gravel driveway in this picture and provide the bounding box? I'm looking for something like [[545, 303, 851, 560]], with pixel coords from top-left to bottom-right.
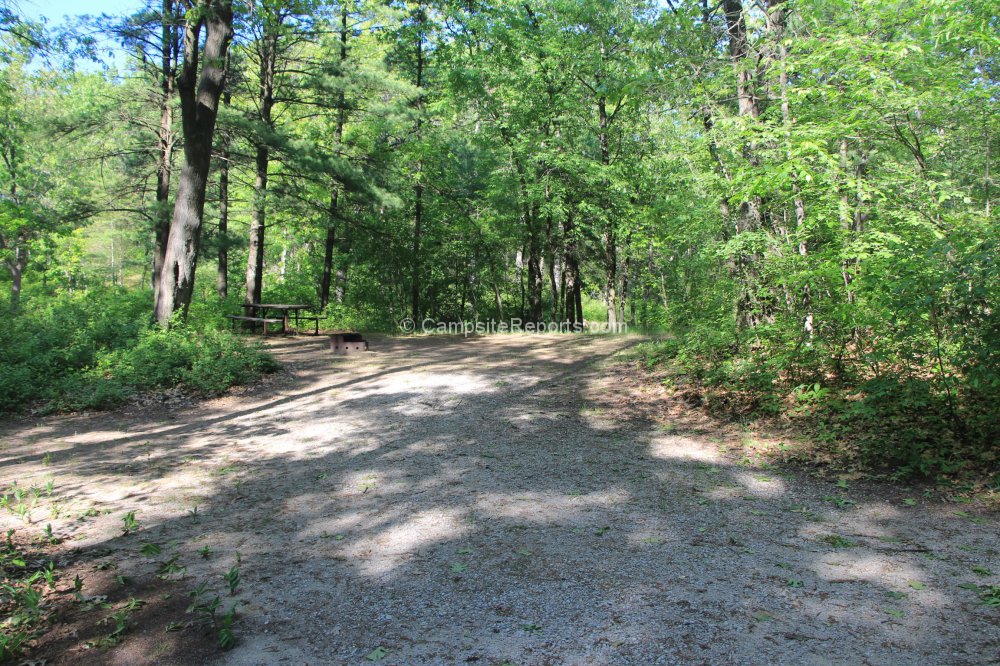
[[3, 334, 998, 665]]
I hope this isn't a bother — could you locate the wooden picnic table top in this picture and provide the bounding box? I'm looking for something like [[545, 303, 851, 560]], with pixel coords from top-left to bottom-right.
[[248, 303, 311, 310]]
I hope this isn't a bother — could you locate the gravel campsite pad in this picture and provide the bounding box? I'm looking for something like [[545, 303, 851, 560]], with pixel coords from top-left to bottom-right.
[[2, 335, 999, 665]]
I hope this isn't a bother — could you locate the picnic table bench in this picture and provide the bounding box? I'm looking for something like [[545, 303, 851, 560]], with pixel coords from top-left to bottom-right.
[[224, 314, 283, 335]]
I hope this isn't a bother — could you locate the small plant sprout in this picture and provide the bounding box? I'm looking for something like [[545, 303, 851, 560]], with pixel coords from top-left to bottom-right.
[[140, 543, 161, 557], [187, 582, 209, 605], [157, 556, 186, 579], [42, 561, 57, 589], [820, 534, 856, 548], [219, 604, 238, 649], [224, 566, 240, 596], [42, 524, 59, 545], [978, 585, 1000, 607], [121, 511, 139, 534], [366, 647, 389, 661], [200, 545, 213, 559]]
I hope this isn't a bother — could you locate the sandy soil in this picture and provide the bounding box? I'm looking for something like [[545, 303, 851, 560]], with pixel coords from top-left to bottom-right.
[[2, 334, 998, 665]]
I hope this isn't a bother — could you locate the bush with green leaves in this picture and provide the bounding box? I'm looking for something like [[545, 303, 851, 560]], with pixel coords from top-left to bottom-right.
[[0, 288, 279, 414]]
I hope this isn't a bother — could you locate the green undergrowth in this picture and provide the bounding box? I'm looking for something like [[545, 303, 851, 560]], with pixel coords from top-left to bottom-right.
[[0, 529, 52, 662], [630, 335, 1000, 486], [0, 289, 280, 414]]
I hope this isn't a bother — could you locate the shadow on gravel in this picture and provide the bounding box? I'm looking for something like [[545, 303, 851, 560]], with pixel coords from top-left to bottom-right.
[[2, 334, 998, 665]]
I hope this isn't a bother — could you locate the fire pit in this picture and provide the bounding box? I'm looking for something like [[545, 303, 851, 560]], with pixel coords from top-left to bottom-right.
[[330, 332, 368, 355]]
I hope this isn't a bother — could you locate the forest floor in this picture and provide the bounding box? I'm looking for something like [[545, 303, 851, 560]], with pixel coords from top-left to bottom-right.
[[2, 334, 999, 665]]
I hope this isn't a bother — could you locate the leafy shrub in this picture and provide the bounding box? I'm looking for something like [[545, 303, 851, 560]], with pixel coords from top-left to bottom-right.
[[635, 313, 999, 480], [0, 288, 279, 414]]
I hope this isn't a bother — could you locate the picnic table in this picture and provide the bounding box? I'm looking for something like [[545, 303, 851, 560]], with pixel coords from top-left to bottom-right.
[[224, 303, 323, 335], [247, 303, 318, 335]]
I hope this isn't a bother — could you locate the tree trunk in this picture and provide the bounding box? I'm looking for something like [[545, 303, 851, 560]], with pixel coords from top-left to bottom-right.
[[244, 144, 268, 310], [244, 30, 278, 313], [154, 0, 233, 327], [548, 253, 558, 323], [411, 7, 425, 322], [216, 77, 231, 299], [6, 239, 26, 310], [335, 246, 348, 303], [558, 261, 567, 322], [516, 246, 525, 319], [840, 138, 855, 304], [493, 280, 504, 320], [411, 182, 422, 320], [598, 93, 618, 329], [152, 0, 177, 300], [320, 192, 338, 308], [723, 0, 768, 330], [527, 211, 543, 323], [768, 0, 811, 338], [321, 6, 351, 309], [724, 0, 759, 121], [2, 145, 25, 309], [563, 210, 583, 326]]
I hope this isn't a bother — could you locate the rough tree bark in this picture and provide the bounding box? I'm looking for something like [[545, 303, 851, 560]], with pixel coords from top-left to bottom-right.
[[245, 24, 279, 313], [597, 91, 618, 329], [216, 60, 231, 299], [4, 234, 26, 310], [1, 142, 26, 309], [320, 5, 350, 308], [562, 209, 583, 326], [410, 4, 426, 322], [722, 0, 769, 330], [153, 0, 234, 327], [527, 205, 543, 323], [766, 0, 812, 339], [152, 0, 179, 301]]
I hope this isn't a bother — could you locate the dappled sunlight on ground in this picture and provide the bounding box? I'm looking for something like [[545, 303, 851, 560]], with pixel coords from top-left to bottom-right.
[[647, 435, 721, 462], [342, 509, 473, 579], [731, 470, 788, 498], [475, 490, 631, 524]]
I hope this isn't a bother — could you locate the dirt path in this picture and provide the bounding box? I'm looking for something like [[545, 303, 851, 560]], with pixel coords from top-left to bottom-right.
[[2, 335, 999, 665]]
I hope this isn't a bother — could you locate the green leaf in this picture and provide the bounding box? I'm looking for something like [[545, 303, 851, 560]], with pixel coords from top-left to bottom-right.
[[366, 647, 388, 662], [140, 543, 161, 557]]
